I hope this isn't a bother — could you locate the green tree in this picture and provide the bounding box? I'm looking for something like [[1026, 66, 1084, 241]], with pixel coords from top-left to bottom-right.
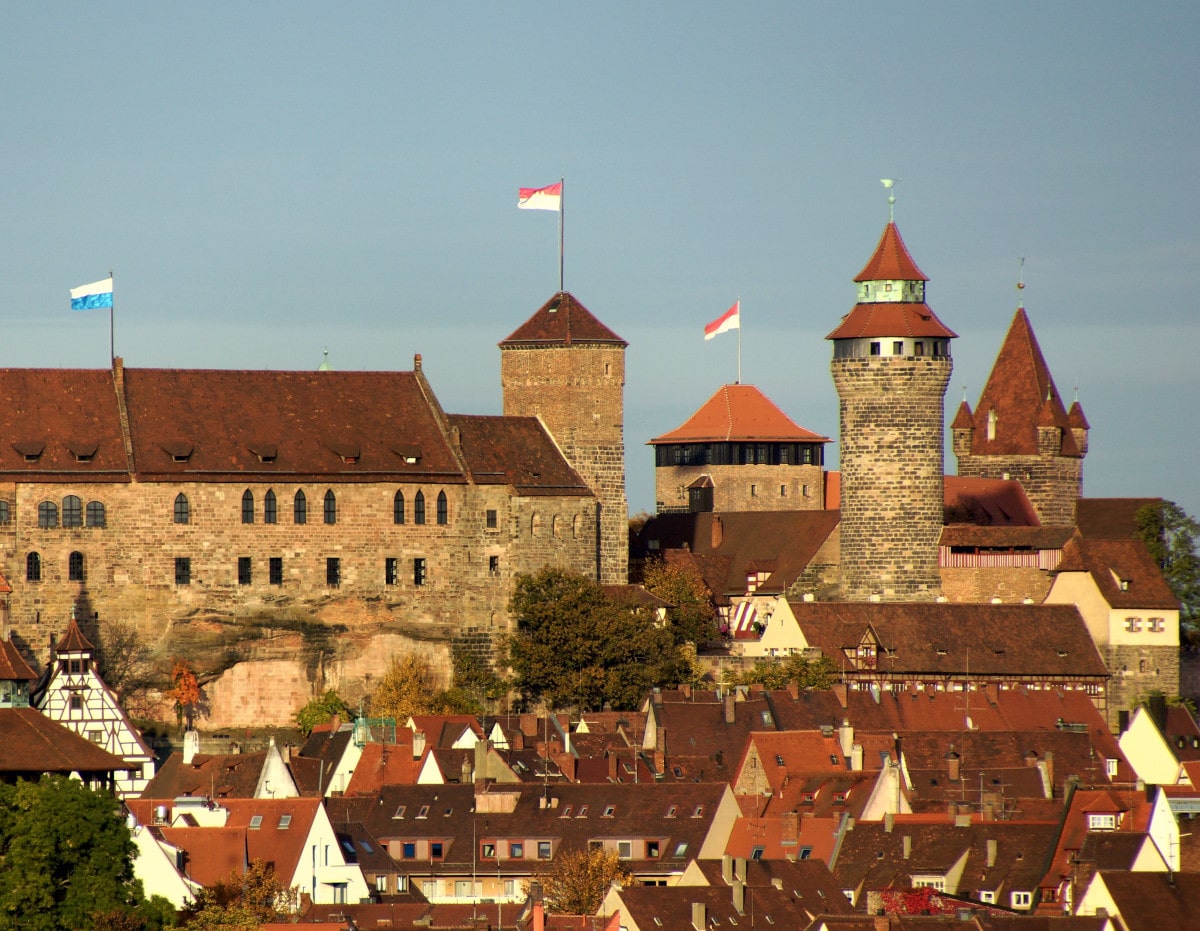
[[507, 567, 686, 711], [723, 653, 838, 691], [294, 690, 352, 736], [1136, 500, 1200, 623], [438, 649, 508, 715], [642, 558, 719, 646], [534, 847, 632, 914], [0, 776, 168, 930]]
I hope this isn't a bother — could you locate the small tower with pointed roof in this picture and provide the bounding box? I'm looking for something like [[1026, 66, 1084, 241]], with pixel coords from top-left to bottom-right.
[[500, 292, 629, 584], [828, 220, 956, 601], [954, 306, 1086, 526]]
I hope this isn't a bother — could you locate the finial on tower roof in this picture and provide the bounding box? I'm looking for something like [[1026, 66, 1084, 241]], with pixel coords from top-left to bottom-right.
[[1016, 256, 1026, 308], [318, 348, 333, 372], [881, 178, 900, 222]]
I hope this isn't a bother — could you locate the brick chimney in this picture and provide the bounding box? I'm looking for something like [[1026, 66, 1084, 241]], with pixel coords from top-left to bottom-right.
[[413, 731, 426, 760], [724, 691, 736, 725], [711, 516, 724, 549]]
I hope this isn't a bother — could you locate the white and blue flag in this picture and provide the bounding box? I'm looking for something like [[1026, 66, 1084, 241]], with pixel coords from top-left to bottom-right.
[[69, 277, 113, 310]]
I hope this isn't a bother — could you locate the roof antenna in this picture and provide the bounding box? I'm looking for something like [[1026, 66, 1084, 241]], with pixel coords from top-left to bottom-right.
[[881, 179, 900, 222], [1016, 256, 1025, 309]]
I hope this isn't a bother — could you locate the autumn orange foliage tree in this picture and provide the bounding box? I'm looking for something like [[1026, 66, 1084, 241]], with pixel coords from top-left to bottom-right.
[[169, 659, 201, 730]]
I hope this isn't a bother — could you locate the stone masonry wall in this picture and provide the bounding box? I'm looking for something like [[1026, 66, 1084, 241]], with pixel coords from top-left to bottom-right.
[[955, 451, 1083, 527], [1105, 643, 1180, 730], [939, 566, 1053, 605], [0, 477, 594, 680], [654, 463, 826, 512], [832, 356, 952, 602], [500, 344, 628, 584]]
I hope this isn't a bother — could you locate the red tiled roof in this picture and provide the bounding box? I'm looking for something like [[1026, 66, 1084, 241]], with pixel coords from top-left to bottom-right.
[[448, 414, 592, 496], [1054, 536, 1178, 610], [853, 223, 928, 282], [141, 750, 269, 800], [649, 384, 829, 445], [968, 308, 1079, 457], [826, 303, 957, 340], [0, 636, 37, 681], [55, 616, 95, 654], [157, 826, 247, 887], [943, 476, 1041, 527], [499, 292, 626, 347], [1075, 498, 1161, 541], [0, 707, 131, 775]]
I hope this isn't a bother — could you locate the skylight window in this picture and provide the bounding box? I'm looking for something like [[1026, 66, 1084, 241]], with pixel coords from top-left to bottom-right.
[[249, 815, 263, 830], [278, 814, 291, 829], [603, 805, 615, 817], [417, 805, 429, 819], [393, 805, 406, 819]]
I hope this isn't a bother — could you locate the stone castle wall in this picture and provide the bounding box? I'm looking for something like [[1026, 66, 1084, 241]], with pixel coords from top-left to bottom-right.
[[955, 449, 1083, 527], [500, 344, 628, 584], [654, 463, 826, 513], [832, 356, 951, 601], [0, 477, 596, 683], [939, 566, 1053, 605]]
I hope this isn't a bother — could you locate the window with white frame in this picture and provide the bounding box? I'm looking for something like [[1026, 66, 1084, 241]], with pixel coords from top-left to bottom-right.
[[1124, 617, 1142, 633], [1088, 813, 1117, 831], [1150, 617, 1166, 632], [1011, 891, 1032, 908]]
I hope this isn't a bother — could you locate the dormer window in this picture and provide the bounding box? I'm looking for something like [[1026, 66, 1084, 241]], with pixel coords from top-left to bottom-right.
[[393, 444, 422, 465], [14, 441, 44, 463], [249, 443, 277, 464], [69, 441, 98, 463], [163, 442, 193, 463]]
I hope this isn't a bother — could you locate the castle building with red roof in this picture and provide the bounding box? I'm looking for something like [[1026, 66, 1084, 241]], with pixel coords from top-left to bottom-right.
[[648, 384, 830, 514]]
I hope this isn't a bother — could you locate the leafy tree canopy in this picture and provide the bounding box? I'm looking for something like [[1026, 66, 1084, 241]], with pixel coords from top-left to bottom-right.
[[723, 653, 838, 691], [507, 567, 687, 711], [535, 847, 632, 915], [0, 776, 171, 930], [294, 690, 352, 736], [1136, 500, 1200, 623], [180, 859, 299, 928], [642, 558, 719, 646]]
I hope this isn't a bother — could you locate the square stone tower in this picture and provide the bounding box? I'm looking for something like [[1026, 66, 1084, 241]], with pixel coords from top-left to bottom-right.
[[500, 292, 629, 584], [828, 222, 956, 601]]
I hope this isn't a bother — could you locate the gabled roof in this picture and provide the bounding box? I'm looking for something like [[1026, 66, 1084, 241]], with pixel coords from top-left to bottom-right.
[[968, 308, 1079, 457], [141, 750, 270, 800], [0, 636, 37, 681], [156, 826, 246, 887], [1075, 498, 1161, 541], [55, 615, 95, 654], [1090, 870, 1200, 930], [640, 511, 840, 596], [943, 476, 1042, 527], [1054, 536, 1178, 610], [447, 414, 592, 496], [786, 602, 1108, 678], [649, 384, 829, 445], [0, 707, 131, 775], [854, 223, 929, 282], [499, 292, 626, 347]]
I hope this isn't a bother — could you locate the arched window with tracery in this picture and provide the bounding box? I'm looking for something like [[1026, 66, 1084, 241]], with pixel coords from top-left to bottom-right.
[[174, 493, 190, 525], [241, 489, 254, 524], [394, 491, 405, 525]]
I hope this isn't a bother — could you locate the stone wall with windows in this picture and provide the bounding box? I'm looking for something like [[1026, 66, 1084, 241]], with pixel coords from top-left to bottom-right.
[[654, 462, 826, 513], [0, 477, 596, 687]]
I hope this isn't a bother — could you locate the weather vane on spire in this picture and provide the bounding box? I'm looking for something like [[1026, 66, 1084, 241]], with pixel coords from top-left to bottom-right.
[[881, 178, 900, 221]]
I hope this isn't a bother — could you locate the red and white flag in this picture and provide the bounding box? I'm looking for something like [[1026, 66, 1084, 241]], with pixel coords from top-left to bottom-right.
[[704, 300, 740, 340], [518, 182, 562, 211]]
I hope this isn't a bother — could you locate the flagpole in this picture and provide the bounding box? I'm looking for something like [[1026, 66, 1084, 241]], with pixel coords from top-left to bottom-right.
[[109, 268, 115, 364], [558, 177, 565, 293], [737, 298, 742, 385]]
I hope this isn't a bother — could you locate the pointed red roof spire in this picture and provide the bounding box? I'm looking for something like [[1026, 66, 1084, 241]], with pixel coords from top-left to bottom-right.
[[951, 400, 974, 430], [853, 223, 928, 283], [0, 635, 37, 681], [1068, 400, 1090, 430], [971, 307, 1078, 456], [56, 611, 95, 654]]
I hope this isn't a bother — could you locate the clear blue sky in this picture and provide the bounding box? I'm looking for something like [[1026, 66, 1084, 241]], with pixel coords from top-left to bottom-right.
[[3, 3, 1197, 521]]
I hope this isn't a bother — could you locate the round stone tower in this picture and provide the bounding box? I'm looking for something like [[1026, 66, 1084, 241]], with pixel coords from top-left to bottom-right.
[[828, 221, 956, 601], [500, 291, 629, 585]]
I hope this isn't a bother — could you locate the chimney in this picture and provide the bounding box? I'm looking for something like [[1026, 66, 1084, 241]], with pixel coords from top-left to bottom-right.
[[787, 680, 799, 701], [851, 743, 864, 772], [461, 757, 474, 784], [884, 813, 894, 833], [986, 839, 997, 868], [902, 836, 911, 859], [681, 683, 692, 700], [724, 691, 736, 725], [608, 751, 619, 781], [722, 855, 734, 885], [781, 811, 799, 847], [732, 880, 745, 915], [1024, 750, 1038, 768], [734, 857, 747, 882], [413, 731, 427, 760], [521, 713, 538, 736], [946, 748, 961, 782], [182, 729, 200, 765], [474, 739, 489, 782], [838, 719, 854, 757], [532, 900, 544, 931], [691, 902, 706, 931], [711, 516, 724, 549], [832, 683, 848, 708]]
